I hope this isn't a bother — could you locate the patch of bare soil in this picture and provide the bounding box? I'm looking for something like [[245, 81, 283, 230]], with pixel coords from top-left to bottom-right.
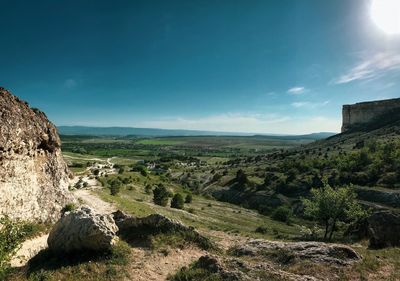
[[205, 230, 250, 250], [126, 246, 207, 281]]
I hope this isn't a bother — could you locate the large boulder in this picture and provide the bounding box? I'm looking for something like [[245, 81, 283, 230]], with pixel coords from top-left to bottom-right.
[[113, 210, 213, 249], [0, 87, 73, 222], [368, 210, 400, 248], [48, 207, 118, 253]]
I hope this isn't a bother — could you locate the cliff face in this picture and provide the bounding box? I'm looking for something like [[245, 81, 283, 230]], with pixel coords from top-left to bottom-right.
[[0, 87, 73, 223], [342, 98, 400, 132]]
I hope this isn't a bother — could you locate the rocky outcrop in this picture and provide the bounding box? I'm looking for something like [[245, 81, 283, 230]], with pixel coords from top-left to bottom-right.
[[368, 210, 400, 248], [180, 254, 319, 281], [232, 239, 361, 266], [48, 207, 118, 253], [342, 98, 400, 132], [113, 210, 213, 249], [0, 87, 73, 222]]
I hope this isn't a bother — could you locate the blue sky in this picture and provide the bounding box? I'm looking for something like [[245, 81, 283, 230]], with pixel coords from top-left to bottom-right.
[[1, 0, 399, 134]]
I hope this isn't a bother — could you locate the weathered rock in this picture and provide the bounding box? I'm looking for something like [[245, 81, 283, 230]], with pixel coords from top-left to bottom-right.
[[48, 207, 118, 253], [233, 239, 361, 266], [0, 87, 73, 222], [368, 210, 400, 248], [186, 255, 319, 281], [113, 210, 213, 249]]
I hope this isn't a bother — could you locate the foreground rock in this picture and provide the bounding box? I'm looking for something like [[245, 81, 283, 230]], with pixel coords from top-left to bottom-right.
[[113, 210, 213, 249], [176, 254, 319, 281], [171, 239, 361, 281], [0, 87, 73, 222], [232, 239, 361, 266], [368, 210, 400, 248], [48, 207, 118, 253]]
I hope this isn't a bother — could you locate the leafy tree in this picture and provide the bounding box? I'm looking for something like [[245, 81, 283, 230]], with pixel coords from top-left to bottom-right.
[[185, 194, 193, 204], [171, 193, 185, 209], [153, 185, 169, 206], [303, 183, 366, 241], [132, 164, 148, 177]]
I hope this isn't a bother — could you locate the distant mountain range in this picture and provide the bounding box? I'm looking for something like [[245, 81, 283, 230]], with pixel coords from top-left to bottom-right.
[[57, 126, 336, 139]]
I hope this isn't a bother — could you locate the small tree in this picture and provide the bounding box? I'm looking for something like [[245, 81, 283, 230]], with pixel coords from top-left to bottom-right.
[[171, 193, 185, 209], [185, 194, 193, 203], [153, 185, 169, 206], [303, 183, 366, 241], [109, 179, 121, 196], [236, 169, 248, 185]]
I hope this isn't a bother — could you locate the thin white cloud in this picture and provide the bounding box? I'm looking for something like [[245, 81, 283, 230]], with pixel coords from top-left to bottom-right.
[[291, 100, 330, 108], [134, 113, 340, 134], [334, 52, 400, 84], [64, 79, 77, 89], [287, 86, 306, 95]]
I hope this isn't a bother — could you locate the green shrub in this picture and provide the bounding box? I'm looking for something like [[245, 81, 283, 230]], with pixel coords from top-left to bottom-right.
[[0, 216, 26, 279], [109, 179, 122, 196], [185, 194, 193, 203], [145, 184, 153, 194], [62, 203, 76, 213], [255, 226, 268, 234], [272, 206, 292, 223], [171, 194, 185, 209], [153, 185, 170, 206], [132, 164, 148, 176]]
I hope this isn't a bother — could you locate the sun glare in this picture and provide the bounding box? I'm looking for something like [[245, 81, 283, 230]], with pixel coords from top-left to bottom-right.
[[370, 0, 400, 35]]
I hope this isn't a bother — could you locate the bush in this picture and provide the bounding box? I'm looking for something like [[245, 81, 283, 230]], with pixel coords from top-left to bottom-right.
[[153, 185, 170, 206], [185, 194, 193, 204], [109, 179, 122, 196], [132, 164, 148, 176], [145, 184, 153, 194], [235, 169, 248, 185], [62, 203, 76, 213], [171, 194, 185, 209], [0, 217, 26, 279], [255, 226, 268, 234], [272, 206, 292, 223]]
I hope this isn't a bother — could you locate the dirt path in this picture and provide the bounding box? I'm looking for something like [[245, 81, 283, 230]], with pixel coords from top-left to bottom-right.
[[74, 188, 116, 214], [126, 247, 206, 281]]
